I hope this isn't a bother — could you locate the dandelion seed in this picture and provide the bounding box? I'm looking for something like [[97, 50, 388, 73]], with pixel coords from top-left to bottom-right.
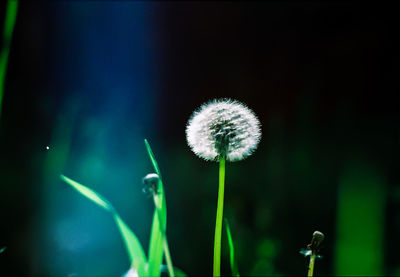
[[186, 99, 261, 162]]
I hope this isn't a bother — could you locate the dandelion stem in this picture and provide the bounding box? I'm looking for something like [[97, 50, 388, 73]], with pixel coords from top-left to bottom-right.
[[213, 156, 226, 277], [308, 253, 316, 277], [163, 237, 174, 277]]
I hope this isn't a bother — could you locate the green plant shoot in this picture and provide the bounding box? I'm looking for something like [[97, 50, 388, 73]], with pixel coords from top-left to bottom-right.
[[144, 139, 174, 277]]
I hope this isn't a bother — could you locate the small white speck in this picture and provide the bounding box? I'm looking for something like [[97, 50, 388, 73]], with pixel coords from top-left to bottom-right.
[[46, 146, 50, 150]]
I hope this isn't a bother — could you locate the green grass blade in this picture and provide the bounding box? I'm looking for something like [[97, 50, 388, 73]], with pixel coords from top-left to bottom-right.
[[60, 175, 112, 211], [144, 139, 166, 229], [224, 218, 240, 277], [113, 214, 147, 276], [60, 175, 147, 276], [144, 139, 161, 178], [0, 0, 18, 119], [144, 139, 173, 276], [147, 208, 164, 277]]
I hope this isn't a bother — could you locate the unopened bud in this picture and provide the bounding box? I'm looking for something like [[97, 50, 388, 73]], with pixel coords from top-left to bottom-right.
[[308, 230, 324, 253], [312, 231, 324, 244], [142, 173, 160, 196], [143, 173, 159, 186]]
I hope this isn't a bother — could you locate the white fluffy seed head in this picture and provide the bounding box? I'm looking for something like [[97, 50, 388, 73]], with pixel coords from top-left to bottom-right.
[[186, 99, 261, 162]]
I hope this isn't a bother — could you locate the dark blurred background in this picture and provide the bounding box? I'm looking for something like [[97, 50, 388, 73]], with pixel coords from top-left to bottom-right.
[[0, 2, 399, 276]]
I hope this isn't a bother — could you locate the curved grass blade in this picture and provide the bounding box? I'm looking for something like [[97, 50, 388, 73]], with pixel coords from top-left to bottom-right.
[[144, 139, 173, 277], [113, 214, 147, 275], [60, 175, 112, 211], [60, 175, 147, 276], [224, 218, 240, 277]]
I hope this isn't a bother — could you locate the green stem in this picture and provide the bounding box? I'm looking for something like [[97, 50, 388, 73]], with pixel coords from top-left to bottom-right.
[[213, 156, 226, 277], [308, 254, 316, 277], [153, 194, 175, 277], [163, 237, 174, 277]]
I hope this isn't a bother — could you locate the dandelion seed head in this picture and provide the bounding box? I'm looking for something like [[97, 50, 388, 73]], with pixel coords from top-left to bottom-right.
[[186, 99, 261, 162]]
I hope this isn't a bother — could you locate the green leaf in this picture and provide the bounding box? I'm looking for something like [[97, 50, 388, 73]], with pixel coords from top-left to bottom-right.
[[147, 209, 164, 277], [144, 139, 161, 178], [114, 214, 147, 276], [60, 175, 112, 211], [144, 139, 171, 277], [225, 218, 240, 277], [60, 175, 147, 276]]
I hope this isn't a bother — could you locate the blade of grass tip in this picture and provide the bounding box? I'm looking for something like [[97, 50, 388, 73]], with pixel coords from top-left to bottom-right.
[[0, 0, 18, 119], [144, 139, 161, 178], [144, 139, 174, 277], [224, 218, 240, 277], [60, 175, 112, 211], [144, 139, 166, 228], [60, 175, 147, 276]]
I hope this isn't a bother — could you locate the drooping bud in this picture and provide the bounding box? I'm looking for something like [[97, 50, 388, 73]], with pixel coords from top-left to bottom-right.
[[308, 231, 325, 254], [142, 173, 160, 195]]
